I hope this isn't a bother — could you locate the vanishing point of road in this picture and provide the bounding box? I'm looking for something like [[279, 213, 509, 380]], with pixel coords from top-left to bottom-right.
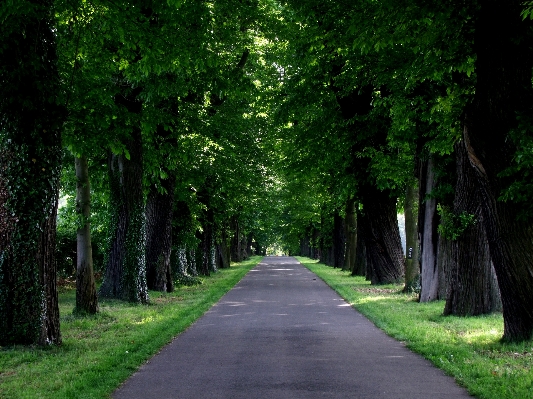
[[113, 256, 472, 398]]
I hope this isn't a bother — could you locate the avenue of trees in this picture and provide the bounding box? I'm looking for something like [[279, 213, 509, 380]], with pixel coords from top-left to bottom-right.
[[1, 0, 533, 346]]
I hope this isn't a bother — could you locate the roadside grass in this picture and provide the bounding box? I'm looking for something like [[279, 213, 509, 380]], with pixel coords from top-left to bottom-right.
[[0, 256, 262, 399], [297, 257, 533, 399]]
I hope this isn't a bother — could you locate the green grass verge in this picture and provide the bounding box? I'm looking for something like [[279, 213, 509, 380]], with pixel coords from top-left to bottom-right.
[[0, 256, 262, 399], [296, 257, 533, 399]]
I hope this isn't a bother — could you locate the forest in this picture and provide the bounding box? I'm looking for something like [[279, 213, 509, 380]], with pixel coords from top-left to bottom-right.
[[1, 0, 533, 348]]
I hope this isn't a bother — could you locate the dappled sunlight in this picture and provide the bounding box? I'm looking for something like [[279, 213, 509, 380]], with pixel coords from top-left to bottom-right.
[[458, 328, 503, 346], [220, 301, 247, 307], [132, 315, 160, 325]]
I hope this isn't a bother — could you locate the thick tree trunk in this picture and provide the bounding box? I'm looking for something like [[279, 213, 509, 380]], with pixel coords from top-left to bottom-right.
[[99, 131, 148, 303], [0, 2, 63, 346], [351, 213, 367, 276], [361, 185, 404, 284], [74, 156, 98, 314], [332, 211, 345, 268], [37, 193, 62, 346], [145, 176, 175, 292], [444, 141, 501, 316], [343, 199, 357, 271], [199, 208, 215, 276], [465, 1, 533, 341], [436, 235, 452, 300], [419, 156, 441, 302], [216, 227, 231, 269], [403, 182, 420, 292], [230, 216, 242, 262], [240, 235, 248, 261]]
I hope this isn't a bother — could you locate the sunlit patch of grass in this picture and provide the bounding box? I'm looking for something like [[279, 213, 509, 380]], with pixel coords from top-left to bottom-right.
[[296, 257, 533, 399], [0, 256, 261, 399]]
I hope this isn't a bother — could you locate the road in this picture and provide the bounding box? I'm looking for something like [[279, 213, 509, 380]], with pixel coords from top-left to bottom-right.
[[113, 256, 472, 398]]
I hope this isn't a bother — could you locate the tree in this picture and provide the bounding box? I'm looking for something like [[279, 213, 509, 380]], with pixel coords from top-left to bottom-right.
[[464, 0, 533, 341], [74, 155, 99, 314], [0, 0, 63, 345]]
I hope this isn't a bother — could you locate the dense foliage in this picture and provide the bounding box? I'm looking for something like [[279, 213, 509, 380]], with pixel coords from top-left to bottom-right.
[[2, 0, 533, 345]]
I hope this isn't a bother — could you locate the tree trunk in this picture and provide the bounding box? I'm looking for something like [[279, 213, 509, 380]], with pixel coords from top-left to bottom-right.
[[351, 212, 367, 276], [197, 208, 215, 276], [361, 185, 404, 284], [343, 199, 357, 271], [240, 235, 248, 261], [436, 234, 452, 300], [230, 216, 242, 262], [419, 156, 441, 302], [74, 156, 98, 314], [403, 182, 420, 292], [0, 2, 63, 346], [333, 211, 345, 268], [145, 176, 175, 292], [99, 130, 148, 303], [443, 141, 501, 316], [464, 1, 533, 341], [217, 227, 231, 269]]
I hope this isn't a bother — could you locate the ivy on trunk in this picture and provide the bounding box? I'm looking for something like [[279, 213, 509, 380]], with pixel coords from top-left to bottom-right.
[[0, 0, 63, 345]]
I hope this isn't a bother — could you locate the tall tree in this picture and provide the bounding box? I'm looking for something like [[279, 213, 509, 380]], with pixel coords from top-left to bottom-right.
[[74, 156, 98, 314], [0, 0, 63, 345], [464, 1, 533, 341]]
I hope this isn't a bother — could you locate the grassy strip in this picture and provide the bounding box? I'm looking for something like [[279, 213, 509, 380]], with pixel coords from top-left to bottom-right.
[[296, 257, 533, 399], [0, 256, 262, 399]]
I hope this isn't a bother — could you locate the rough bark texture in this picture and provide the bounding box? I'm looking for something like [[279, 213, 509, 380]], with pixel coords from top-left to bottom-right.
[[351, 213, 367, 277], [403, 182, 420, 292], [145, 176, 175, 292], [418, 157, 441, 302], [436, 235, 452, 301], [74, 156, 98, 314], [465, 1, 533, 341], [230, 216, 243, 262], [37, 191, 62, 346], [0, 1, 63, 346], [443, 141, 501, 316], [361, 186, 404, 284], [99, 130, 148, 303], [196, 208, 215, 276], [332, 211, 346, 268], [216, 227, 231, 269], [343, 199, 357, 271]]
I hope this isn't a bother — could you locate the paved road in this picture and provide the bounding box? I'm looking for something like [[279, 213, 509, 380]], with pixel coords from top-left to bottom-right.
[[113, 257, 472, 398]]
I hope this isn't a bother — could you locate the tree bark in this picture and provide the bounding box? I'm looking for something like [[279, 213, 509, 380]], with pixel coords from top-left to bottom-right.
[[436, 234, 452, 300], [0, 1, 63, 346], [74, 156, 98, 314], [403, 182, 420, 292], [343, 199, 357, 271], [230, 216, 242, 262], [443, 141, 501, 316], [216, 227, 231, 269], [418, 156, 441, 302], [332, 211, 345, 268], [145, 176, 175, 292], [361, 185, 404, 284], [351, 212, 367, 277], [464, 1, 533, 341], [99, 130, 148, 303]]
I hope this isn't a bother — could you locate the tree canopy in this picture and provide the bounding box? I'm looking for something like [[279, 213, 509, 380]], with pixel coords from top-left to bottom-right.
[[2, 0, 533, 344]]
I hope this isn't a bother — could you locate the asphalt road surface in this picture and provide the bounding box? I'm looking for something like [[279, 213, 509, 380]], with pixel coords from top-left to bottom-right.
[[113, 256, 473, 399]]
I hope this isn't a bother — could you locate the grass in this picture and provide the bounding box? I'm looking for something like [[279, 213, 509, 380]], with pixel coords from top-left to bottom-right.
[[0, 256, 261, 399], [296, 257, 533, 399]]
